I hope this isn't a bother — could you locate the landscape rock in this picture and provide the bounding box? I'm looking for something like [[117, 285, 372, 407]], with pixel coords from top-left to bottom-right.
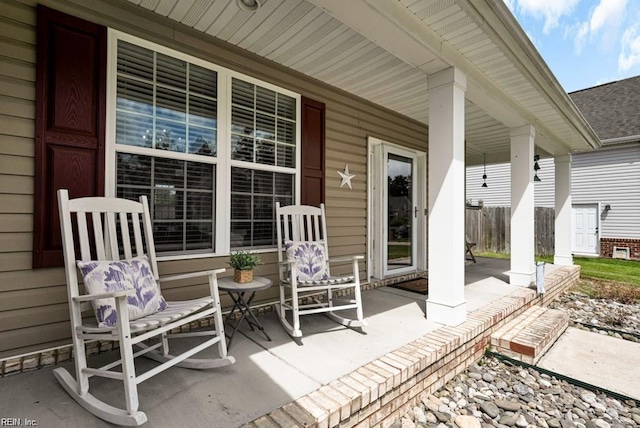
[[434, 411, 450, 422], [413, 406, 426, 424], [455, 415, 482, 428], [480, 401, 500, 418], [548, 418, 562, 428], [495, 399, 521, 412], [550, 292, 640, 343], [515, 414, 528, 427], [498, 413, 519, 426], [396, 292, 639, 428]]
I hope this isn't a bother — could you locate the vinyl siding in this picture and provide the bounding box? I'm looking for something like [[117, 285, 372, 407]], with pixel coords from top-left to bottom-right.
[[0, 0, 428, 358], [465, 145, 640, 240], [572, 145, 640, 240], [465, 158, 555, 207], [0, 0, 38, 288]]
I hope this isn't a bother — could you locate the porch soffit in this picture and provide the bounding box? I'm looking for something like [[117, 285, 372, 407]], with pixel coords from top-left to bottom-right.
[[124, 0, 601, 165]]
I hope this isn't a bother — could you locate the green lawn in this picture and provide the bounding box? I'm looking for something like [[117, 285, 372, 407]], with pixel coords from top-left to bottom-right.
[[477, 252, 640, 287], [476, 251, 510, 260], [547, 256, 640, 286], [388, 245, 410, 260]]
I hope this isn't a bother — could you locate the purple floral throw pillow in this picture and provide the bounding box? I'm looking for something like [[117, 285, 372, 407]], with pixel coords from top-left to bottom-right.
[[77, 255, 167, 328], [284, 240, 330, 282]]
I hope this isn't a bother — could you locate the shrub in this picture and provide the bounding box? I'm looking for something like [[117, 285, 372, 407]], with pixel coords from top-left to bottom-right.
[[228, 251, 261, 271]]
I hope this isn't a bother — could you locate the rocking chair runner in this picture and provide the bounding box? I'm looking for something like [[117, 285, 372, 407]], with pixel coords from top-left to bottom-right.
[[275, 202, 367, 338], [54, 189, 234, 426]]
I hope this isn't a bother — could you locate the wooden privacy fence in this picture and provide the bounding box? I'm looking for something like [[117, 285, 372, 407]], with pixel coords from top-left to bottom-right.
[[466, 206, 555, 256]]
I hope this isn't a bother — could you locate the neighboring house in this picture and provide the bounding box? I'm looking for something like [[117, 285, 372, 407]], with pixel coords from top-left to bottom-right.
[[466, 77, 640, 260], [0, 0, 599, 363]]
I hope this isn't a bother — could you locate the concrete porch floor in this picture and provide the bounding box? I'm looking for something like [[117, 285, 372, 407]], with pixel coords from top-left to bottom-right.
[[0, 257, 563, 427]]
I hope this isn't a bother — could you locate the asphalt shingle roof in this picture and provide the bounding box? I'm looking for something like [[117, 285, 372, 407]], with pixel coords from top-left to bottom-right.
[[569, 75, 640, 142]]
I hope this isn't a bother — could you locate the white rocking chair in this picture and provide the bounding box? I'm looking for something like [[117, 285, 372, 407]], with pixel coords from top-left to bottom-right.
[[54, 189, 234, 426], [275, 202, 366, 338]]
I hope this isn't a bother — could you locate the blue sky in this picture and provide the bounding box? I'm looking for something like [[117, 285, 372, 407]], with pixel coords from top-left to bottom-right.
[[504, 0, 640, 92]]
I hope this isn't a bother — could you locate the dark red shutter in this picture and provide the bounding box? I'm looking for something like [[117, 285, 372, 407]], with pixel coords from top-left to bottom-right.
[[33, 6, 106, 268], [300, 97, 325, 206]]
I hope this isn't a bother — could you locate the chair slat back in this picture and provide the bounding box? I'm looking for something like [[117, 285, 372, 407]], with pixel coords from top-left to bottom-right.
[[92, 212, 106, 260], [119, 212, 132, 260], [76, 213, 91, 261], [57, 189, 159, 301], [275, 202, 330, 279], [105, 212, 119, 260], [131, 212, 145, 257]]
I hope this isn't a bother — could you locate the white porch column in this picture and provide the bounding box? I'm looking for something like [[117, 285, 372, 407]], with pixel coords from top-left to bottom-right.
[[509, 125, 536, 286], [426, 67, 467, 326], [554, 155, 573, 265]]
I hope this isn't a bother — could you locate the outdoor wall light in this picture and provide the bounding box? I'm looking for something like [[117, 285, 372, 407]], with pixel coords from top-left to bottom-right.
[[533, 154, 541, 181], [237, 0, 261, 11], [605, 204, 611, 211]]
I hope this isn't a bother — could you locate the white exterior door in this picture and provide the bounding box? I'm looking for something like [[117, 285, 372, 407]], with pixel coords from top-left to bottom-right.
[[572, 204, 599, 255], [367, 137, 426, 280]]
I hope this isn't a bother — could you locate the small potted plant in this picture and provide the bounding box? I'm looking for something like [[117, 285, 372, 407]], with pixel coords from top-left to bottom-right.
[[228, 250, 261, 283]]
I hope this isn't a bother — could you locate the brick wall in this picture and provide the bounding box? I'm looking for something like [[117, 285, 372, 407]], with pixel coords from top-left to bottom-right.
[[600, 238, 640, 260], [246, 265, 581, 428]]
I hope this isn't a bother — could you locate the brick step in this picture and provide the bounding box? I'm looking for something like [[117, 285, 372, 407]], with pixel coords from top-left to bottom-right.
[[490, 306, 569, 364]]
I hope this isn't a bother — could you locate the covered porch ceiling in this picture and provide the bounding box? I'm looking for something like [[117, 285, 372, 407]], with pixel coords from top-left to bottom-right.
[[125, 0, 601, 166]]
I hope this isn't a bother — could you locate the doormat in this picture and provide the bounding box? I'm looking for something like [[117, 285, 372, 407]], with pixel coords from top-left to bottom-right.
[[388, 278, 428, 295]]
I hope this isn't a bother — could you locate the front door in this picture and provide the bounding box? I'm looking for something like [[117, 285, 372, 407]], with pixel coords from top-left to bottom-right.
[[368, 138, 426, 280], [572, 204, 599, 255]]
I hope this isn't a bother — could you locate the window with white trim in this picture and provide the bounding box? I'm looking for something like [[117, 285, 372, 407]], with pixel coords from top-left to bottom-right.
[[229, 78, 296, 247], [111, 33, 299, 257]]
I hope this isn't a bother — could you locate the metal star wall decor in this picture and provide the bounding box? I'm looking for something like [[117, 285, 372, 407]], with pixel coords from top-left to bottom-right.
[[337, 164, 356, 189]]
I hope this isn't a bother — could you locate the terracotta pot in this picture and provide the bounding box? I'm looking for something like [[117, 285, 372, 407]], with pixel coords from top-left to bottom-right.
[[234, 269, 253, 283]]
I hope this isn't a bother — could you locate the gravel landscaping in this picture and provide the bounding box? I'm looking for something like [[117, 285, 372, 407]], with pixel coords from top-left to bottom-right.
[[397, 290, 640, 428]]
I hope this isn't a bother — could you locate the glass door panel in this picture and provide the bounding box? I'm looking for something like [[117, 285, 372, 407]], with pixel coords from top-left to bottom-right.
[[387, 153, 414, 272]]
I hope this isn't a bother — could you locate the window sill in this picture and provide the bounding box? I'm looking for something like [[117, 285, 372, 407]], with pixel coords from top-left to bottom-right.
[[157, 247, 277, 262]]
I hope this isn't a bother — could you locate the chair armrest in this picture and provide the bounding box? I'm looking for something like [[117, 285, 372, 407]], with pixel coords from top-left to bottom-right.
[[72, 289, 135, 303], [328, 255, 365, 264], [278, 260, 296, 266], [159, 268, 227, 283]]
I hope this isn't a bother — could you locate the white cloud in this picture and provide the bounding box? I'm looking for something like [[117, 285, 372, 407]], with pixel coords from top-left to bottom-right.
[[516, 0, 580, 34], [590, 0, 627, 47], [570, 0, 627, 54], [590, 0, 626, 32], [619, 24, 640, 71], [573, 22, 589, 54]]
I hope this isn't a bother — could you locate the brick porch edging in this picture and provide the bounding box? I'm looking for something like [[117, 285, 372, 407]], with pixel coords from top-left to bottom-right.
[[244, 265, 581, 428]]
